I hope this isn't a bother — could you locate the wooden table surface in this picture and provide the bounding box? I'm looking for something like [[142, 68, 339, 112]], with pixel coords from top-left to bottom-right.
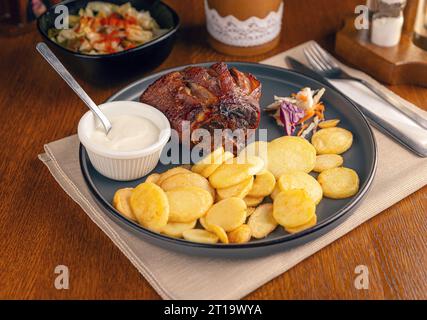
[[0, 0, 426, 300]]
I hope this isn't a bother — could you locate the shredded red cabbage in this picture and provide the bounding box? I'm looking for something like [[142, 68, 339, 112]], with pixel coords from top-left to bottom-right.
[[279, 101, 305, 136]]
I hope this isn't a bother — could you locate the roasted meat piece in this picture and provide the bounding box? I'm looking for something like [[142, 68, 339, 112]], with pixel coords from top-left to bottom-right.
[[140, 62, 261, 152]]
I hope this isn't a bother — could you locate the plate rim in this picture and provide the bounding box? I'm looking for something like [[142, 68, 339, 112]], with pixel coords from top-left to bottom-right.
[[80, 61, 378, 249]]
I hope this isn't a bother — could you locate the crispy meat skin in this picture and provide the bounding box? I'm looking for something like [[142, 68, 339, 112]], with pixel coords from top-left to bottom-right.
[[140, 62, 261, 150]]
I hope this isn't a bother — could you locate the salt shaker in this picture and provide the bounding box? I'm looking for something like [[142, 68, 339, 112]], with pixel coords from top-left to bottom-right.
[[371, 0, 407, 47]]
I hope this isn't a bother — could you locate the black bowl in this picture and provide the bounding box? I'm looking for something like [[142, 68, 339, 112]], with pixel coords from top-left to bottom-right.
[[37, 0, 179, 85]]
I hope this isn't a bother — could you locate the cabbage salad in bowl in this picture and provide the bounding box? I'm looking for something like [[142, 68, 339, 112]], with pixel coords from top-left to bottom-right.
[[48, 1, 170, 55]]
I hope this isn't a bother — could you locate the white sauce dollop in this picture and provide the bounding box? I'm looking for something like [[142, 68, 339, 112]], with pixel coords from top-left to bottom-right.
[[90, 115, 160, 152]]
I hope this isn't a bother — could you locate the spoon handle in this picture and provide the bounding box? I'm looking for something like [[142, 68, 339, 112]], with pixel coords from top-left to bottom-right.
[[36, 42, 112, 134]]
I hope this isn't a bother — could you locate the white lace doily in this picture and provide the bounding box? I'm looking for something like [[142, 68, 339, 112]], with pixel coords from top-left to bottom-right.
[[204, 0, 284, 47]]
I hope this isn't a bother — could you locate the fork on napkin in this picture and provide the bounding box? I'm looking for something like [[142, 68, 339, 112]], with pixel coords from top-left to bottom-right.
[[289, 41, 427, 157]]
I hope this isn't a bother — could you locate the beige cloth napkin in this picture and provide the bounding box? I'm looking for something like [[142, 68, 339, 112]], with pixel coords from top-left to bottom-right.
[[39, 42, 427, 300]]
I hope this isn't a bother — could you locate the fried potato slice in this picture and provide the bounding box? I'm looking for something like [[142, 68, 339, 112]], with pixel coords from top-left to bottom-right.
[[239, 141, 269, 170], [278, 171, 323, 204], [166, 187, 214, 222], [130, 182, 169, 232], [205, 198, 247, 232], [236, 155, 265, 175], [191, 164, 208, 175], [270, 185, 281, 200], [206, 223, 229, 244], [208, 160, 253, 189], [199, 216, 209, 230], [157, 167, 192, 185], [267, 136, 316, 178], [191, 146, 224, 174], [273, 189, 316, 228], [318, 119, 340, 129], [113, 188, 137, 221], [198, 216, 229, 244], [311, 127, 353, 155], [243, 195, 264, 207], [246, 207, 256, 218], [228, 224, 252, 244], [160, 172, 215, 199], [200, 151, 234, 178], [145, 173, 160, 184], [248, 204, 278, 239], [182, 229, 219, 244], [285, 214, 317, 234], [216, 176, 254, 200], [317, 167, 360, 199], [161, 220, 197, 238], [248, 171, 276, 197], [313, 154, 344, 173]]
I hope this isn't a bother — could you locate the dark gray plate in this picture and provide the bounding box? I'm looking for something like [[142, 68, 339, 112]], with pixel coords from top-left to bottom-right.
[[80, 62, 377, 256]]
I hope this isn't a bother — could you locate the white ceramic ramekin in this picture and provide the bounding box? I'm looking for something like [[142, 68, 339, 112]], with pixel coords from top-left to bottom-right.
[[78, 101, 171, 181]]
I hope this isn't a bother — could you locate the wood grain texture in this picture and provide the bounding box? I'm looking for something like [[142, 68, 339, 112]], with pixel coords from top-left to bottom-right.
[[0, 0, 426, 300]]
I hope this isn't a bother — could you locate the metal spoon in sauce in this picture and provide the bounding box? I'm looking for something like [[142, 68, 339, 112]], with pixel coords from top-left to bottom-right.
[[36, 42, 112, 135]]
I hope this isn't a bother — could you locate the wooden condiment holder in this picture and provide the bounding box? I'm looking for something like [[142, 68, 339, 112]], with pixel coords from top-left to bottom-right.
[[335, 9, 427, 87]]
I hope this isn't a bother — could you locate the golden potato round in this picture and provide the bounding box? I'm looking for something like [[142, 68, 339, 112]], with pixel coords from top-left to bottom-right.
[[311, 127, 353, 155], [113, 188, 137, 221], [199, 216, 209, 230], [200, 164, 219, 178], [248, 171, 276, 197], [160, 172, 215, 199], [317, 167, 360, 199], [161, 220, 197, 238], [248, 204, 278, 239], [157, 167, 192, 185], [182, 229, 219, 244], [270, 185, 281, 200], [130, 182, 169, 232], [208, 160, 252, 189], [198, 216, 229, 244], [200, 151, 234, 178], [206, 223, 229, 244], [228, 224, 252, 244], [318, 119, 340, 129], [273, 189, 316, 228], [246, 206, 256, 218], [145, 173, 160, 184], [191, 163, 208, 175], [216, 176, 254, 200], [243, 195, 264, 207], [267, 136, 316, 178], [278, 171, 323, 204], [192, 147, 230, 177], [236, 155, 265, 175], [191, 147, 224, 174], [313, 154, 344, 173], [285, 215, 317, 234], [239, 141, 269, 170], [205, 198, 247, 232], [166, 187, 214, 223]]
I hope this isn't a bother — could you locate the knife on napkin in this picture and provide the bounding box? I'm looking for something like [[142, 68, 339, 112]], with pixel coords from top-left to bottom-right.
[[286, 56, 427, 157]]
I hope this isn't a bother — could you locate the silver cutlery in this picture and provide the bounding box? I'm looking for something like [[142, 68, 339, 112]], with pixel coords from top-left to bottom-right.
[[36, 42, 112, 135], [303, 42, 427, 130], [285, 55, 427, 157]]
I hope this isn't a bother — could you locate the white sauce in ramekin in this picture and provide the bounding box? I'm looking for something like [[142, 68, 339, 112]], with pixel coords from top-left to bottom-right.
[[90, 115, 160, 152]]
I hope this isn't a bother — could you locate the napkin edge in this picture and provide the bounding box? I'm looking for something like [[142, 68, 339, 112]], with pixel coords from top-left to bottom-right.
[[38, 147, 176, 300]]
